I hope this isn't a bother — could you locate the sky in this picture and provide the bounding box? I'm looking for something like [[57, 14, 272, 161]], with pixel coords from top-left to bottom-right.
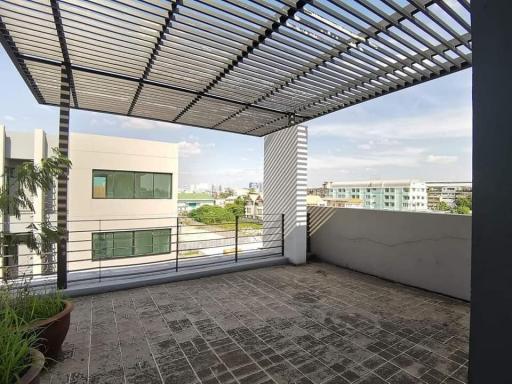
[[0, 49, 472, 189]]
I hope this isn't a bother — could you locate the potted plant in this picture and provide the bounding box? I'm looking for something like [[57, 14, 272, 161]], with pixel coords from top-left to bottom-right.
[[0, 310, 45, 384], [0, 148, 73, 359], [3, 286, 74, 360]]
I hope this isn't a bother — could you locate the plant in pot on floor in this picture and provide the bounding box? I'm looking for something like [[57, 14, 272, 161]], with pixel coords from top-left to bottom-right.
[[0, 308, 45, 384], [0, 148, 73, 360], [1, 284, 74, 360]]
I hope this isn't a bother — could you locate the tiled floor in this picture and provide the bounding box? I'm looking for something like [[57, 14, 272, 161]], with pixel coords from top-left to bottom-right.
[[43, 262, 469, 384]]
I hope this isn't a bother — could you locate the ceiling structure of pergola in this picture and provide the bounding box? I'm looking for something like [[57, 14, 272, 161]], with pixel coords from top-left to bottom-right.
[[0, 0, 471, 136]]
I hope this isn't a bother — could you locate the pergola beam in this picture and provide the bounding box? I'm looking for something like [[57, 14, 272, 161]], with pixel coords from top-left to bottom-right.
[[127, 1, 180, 116], [49, 0, 78, 108], [172, 0, 310, 123], [0, 18, 44, 104], [17, 54, 299, 119]]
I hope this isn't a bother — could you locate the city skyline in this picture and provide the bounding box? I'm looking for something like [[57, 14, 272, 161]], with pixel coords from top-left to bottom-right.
[[0, 50, 472, 188]]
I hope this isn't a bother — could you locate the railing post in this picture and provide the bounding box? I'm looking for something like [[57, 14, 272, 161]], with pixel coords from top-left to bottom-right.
[[175, 217, 179, 272], [281, 213, 285, 257], [235, 216, 239, 263], [307, 212, 311, 254]]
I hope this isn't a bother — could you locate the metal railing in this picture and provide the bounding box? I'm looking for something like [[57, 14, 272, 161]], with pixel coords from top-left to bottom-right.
[[0, 214, 284, 289]]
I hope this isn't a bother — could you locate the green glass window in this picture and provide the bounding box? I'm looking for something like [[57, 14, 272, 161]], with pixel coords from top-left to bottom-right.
[[135, 173, 153, 198], [92, 229, 171, 260], [153, 229, 170, 254], [113, 232, 133, 257], [113, 172, 134, 198], [92, 233, 113, 259], [154, 174, 171, 198], [92, 170, 172, 199], [134, 231, 153, 255]]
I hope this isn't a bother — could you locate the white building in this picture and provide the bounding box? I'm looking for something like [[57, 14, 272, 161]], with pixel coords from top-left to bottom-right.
[[426, 182, 472, 210], [177, 193, 215, 213], [324, 180, 428, 212], [1, 127, 178, 280]]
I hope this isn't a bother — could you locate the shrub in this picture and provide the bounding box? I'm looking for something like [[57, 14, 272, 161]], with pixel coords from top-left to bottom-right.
[[0, 284, 64, 324], [190, 205, 235, 224], [0, 310, 38, 384]]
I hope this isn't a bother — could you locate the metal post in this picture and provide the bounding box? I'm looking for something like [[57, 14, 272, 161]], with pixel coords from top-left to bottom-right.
[[306, 212, 311, 254], [235, 216, 239, 263], [57, 64, 70, 290], [281, 213, 285, 256], [175, 217, 179, 272]]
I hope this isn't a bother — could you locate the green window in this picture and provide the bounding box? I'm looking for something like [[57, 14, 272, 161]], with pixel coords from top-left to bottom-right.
[[92, 170, 172, 199], [92, 229, 171, 260], [135, 173, 153, 198], [154, 173, 171, 198], [113, 172, 134, 198]]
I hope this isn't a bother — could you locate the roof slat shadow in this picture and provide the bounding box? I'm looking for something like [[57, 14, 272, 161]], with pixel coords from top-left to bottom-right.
[[0, 0, 472, 137]]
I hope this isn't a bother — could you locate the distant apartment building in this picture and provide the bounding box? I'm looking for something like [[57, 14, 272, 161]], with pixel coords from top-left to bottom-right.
[[324, 197, 364, 209], [1, 127, 178, 280], [178, 193, 215, 213], [245, 192, 263, 219], [426, 182, 472, 210], [248, 182, 263, 192], [307, 187, 327, 198], [306, 195, 327, 207], [324, 180, 428, 211]]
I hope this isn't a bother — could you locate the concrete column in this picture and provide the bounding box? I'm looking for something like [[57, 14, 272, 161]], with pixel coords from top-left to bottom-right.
[[32, 129, 46, 276], [263, 125, 307, 265], [470, 1, 512, 383]]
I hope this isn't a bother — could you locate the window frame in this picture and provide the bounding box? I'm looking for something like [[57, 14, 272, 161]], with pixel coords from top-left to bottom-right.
[[92, 169, 173, 199], [92, 228, 172, 260]]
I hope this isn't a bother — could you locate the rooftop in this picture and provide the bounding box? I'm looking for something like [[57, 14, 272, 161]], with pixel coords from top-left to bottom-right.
[[43, 262, 469, 384], [178, 192, 215, 200]]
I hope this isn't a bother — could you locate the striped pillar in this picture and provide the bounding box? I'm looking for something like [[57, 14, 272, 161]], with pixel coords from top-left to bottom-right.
[[57, 64, 70, 289], [263, 125, 307, 264]]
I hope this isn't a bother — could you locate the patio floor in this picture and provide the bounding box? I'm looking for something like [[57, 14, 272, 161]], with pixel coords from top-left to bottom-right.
[[43, 262, 469, 384]]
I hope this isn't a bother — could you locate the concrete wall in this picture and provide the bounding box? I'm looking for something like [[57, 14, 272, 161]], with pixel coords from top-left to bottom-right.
[[308, 206, 471, 300]]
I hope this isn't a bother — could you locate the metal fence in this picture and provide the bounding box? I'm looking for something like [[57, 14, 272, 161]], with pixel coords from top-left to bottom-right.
[[0, 214, 284, 289]]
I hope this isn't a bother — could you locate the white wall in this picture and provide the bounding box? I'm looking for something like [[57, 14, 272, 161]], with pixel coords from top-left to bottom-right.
[[309, 206, 471, 300], [67, 133, 178, 221], [65, 133, 178, 272], [3, 130, 179, 275]]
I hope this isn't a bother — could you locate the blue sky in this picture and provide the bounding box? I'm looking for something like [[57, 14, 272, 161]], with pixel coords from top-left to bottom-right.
[[0, 49, 472, 188]]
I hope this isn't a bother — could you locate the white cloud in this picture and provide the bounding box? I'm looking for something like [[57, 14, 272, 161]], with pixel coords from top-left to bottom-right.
[[425, 155, 458, 164], [3, 115, 15, 121], [309, 147, 426, 171], [117, 116, 182, 130], [178, 141, 215, 157], [309, 107, 471, 140]]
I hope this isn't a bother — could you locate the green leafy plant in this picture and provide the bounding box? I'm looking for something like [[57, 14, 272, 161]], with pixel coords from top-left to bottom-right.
[[0, 148, 71, 279], [0, 309, 38, 384], [189, 205, 236, 224], [0, 283, 64, 324]]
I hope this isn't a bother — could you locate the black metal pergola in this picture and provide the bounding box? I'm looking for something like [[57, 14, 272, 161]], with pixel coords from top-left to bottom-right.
[[0, 0, 471, 137]]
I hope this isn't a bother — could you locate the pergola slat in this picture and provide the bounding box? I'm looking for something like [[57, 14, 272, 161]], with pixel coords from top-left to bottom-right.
[[0, 0, 472, 136]]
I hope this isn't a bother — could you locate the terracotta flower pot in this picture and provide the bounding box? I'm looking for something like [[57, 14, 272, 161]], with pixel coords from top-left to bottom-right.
[[24, 300, 74, 360], [19, 349, 45, 384]]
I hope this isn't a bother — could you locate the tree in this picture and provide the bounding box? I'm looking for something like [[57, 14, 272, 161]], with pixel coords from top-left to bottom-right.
[[225, 196, 246, 217], [436, 201, 451, 212], [218, 188, 234, 199], [1, 148, 72, 278], [189, 205, 235, 224]]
